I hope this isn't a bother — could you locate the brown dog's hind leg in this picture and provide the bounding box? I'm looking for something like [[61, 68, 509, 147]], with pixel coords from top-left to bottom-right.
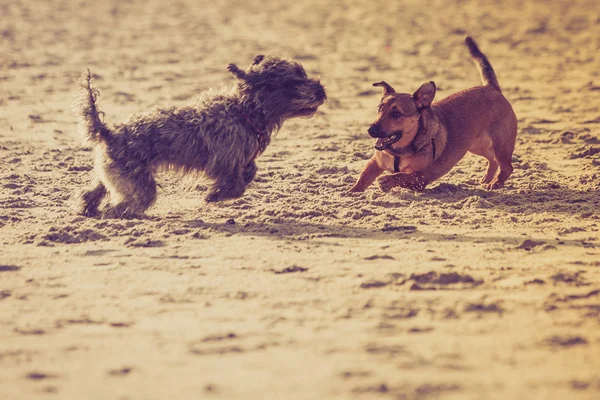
[[378, 172, 428, 193], [468, 136, 499, 185], [350, 157, 384, 192], [481, 158, 499, 185], [485, 127, 516, 190], [483, 114, 517, 190], [486, 156, 513, 190]]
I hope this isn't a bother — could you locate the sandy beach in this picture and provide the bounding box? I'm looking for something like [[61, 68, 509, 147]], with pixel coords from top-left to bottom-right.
[[1, 0, 599, 398]]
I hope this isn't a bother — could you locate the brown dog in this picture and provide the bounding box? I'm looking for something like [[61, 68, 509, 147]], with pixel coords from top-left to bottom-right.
[[350, 36, 517, 193]]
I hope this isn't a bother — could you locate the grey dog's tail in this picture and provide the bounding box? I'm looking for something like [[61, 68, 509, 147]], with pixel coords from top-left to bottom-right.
[[76, 69, 111, 143], [464, 36, 501, 93]]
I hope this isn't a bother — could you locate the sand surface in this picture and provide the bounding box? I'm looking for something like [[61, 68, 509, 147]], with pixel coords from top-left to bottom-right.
[[1, 0, 600, 399]]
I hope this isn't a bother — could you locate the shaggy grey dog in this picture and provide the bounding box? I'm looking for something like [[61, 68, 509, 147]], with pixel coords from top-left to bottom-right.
[[74, 55, 326, 218]]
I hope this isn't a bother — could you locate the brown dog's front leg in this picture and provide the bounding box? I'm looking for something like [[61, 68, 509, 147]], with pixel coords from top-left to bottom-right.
[[350, 157, 384, 192], [378, 172, 428, 192]]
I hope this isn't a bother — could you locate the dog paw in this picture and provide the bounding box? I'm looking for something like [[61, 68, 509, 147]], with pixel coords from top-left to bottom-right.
[[485, 179, 504, 190], [102, 204, 139, 219], [72, 202, 100, 218], [205, 189, 239, 203], [206, 183, 246, 202], [242, 163, 258, 184], [205, 191, 223, 202], [377, 175, 396, 192], [78, 207, 101, 218], [348, 185, 365, 193]]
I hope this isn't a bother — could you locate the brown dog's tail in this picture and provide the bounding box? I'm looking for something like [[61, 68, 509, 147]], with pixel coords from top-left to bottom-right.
[[75, 69, 111, 143], [464, 36, 501, 93]]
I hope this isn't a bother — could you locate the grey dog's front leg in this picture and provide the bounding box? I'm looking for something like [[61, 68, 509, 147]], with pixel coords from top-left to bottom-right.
[[242, 161, 257, 184], [205, 173, 247, 202], [205, 181, 247, 202], [205, 161, 257, 202], [205, 161, 256, 202]]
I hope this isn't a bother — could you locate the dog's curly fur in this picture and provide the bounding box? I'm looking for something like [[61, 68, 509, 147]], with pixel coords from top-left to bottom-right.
[[74, 55, 326, 218]]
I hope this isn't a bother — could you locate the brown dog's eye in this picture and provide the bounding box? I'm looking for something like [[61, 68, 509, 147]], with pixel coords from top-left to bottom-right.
[[377, 104, 383, 112], [392, 111, 401, 118]]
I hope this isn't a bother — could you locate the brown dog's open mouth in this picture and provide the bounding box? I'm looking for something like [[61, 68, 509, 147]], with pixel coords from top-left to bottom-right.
[[374, 132, 402, 151]]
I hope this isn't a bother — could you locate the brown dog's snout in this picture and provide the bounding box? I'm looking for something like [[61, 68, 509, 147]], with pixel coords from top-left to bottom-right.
[[368, 124, 382, 138]]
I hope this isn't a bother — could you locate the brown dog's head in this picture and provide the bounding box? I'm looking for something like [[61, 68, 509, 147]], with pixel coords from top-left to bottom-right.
[[368, 81, 436, 151]]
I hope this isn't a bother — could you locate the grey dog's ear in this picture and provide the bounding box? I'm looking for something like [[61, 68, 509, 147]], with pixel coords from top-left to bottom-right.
[[373, 81, 396, 99], [227, 64, 247, 80], [253, 55, 265, 65]]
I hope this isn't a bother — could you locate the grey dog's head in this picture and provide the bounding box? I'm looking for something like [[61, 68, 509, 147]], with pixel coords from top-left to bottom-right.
[[228, 55, 326, 129]]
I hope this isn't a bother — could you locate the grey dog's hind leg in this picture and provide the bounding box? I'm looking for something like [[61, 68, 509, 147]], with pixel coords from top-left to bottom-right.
[[103, 171, 158, 218], [74, 181, 107, 217]]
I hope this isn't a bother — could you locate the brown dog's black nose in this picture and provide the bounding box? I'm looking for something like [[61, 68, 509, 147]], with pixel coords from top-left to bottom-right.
[[368, 124, 381, 138]]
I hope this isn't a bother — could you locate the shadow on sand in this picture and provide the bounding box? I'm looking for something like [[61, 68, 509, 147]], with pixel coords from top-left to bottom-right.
[[179, 217, 594, 250], [414, 183, 599, 216]]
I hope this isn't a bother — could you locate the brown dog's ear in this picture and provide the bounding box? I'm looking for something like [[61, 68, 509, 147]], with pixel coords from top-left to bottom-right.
[[373, 81, 396, 98], [413, 81, 436, 109], [227, 64, 247, 80], [253, 55, 265, 65]]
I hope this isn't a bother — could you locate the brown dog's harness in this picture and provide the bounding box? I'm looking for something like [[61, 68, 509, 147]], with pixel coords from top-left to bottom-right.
[[391, 137, 436, 172], [393, 155, 401, 173], [241, 111, 268, 163]]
